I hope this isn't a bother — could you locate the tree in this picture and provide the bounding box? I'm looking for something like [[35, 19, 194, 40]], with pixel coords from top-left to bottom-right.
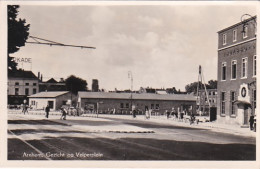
[[65, 75, 88, 94], [185, 80, 217, 94], [8, 5, 30, 70], [207, 80, 217, 89]]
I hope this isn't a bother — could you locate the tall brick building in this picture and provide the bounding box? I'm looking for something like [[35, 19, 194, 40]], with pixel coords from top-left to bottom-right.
[[217, 16, 257, 125]]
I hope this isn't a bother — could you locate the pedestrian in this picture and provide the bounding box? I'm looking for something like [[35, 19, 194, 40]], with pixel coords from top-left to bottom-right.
[[181, 110, 184, 122], [45, 104, 50, 118], [190, 114, 195, 125], [132, 109, 137, 118], [60, 107, 67, 120], [177, 107, 181, 122], [145, 107, 150, 119], [166, 110, 170, 119], [22, 104, 28, 115], [249, 113, 255, 130]]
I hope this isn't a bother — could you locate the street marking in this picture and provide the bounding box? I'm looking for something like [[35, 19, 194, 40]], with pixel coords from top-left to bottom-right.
[[8, 129, 52, 160]]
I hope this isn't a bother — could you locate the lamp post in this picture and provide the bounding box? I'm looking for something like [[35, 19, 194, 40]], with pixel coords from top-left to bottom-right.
[[128, 71, 133, 113], [240, 14, 257, 34]]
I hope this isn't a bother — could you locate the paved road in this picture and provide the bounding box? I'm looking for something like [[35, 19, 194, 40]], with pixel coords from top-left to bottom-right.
[[8, 114, 256, 160]]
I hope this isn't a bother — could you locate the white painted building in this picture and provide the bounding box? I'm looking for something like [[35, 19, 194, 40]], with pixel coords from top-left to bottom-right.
[[28, 91, 75, 111]]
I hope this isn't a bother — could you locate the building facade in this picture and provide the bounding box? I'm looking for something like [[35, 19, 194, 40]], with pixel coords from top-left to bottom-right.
[[217, 16, 257, 125], [8, 69, 39, 105], [78, 92, 197, 115], [197, 89, 218, 114], [29, 91, 76, 111]]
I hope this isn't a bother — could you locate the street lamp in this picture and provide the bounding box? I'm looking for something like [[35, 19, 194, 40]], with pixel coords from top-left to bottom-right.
[[96, 101, 103, 118], [128, 71, 133, 113], [241, 14, 257, 34]]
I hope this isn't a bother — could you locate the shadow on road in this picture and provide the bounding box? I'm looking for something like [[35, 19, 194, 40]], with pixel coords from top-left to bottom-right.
[[8, 135, 256, 160]]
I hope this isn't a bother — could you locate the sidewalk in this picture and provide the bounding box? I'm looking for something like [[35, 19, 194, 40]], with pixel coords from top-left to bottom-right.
[[8, 110, 256, 137]]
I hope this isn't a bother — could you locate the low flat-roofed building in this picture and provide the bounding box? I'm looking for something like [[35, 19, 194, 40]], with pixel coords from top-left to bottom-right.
[[28, 91, 77, 111], [78, 92, 197, 115]]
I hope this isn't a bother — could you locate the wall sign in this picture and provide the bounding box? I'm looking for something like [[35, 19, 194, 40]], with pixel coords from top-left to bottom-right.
[[241, 87, 247, 97], [14, 57, 32, 63]]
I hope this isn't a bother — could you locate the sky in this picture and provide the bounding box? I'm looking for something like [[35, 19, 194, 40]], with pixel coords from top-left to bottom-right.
[[11, 2, 257, 91]]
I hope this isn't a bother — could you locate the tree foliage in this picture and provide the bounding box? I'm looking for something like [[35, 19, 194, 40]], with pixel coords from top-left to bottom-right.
[[8, 5, 30, 70], [65, 75, 88, 94], [185, 80, 217, 94]]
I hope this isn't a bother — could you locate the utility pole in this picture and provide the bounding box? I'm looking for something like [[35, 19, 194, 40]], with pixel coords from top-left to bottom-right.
[[128, 71, 133, 113], [196, 65, 211, 115]]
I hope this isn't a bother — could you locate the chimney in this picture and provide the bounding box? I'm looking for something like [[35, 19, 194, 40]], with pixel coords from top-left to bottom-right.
[[38, 72, 40, 79], [40, 74, 43, 82]]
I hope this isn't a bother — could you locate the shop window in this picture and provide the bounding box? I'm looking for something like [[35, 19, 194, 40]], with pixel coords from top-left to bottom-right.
[[231, 60, 237, 79], [126, 103, 129, 108], [155, 104, 159, 110], [241, 57, 248, 78], [221, 92, 226, 115], [222, 62, 227, 80]]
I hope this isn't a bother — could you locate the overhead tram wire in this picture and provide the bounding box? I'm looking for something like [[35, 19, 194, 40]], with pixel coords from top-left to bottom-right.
[[26, 36, 96, 49]]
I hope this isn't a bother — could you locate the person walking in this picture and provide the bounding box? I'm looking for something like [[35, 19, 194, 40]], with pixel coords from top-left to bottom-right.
[[145, 107, 150, 119], [249, 113, 255, 130], [45, 105, 50, 118], [22, 104, 28, 115], [60, 107, 67, 120], [166, 110, 170, 119]]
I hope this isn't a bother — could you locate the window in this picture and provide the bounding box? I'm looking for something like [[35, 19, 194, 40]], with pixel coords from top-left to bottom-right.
[[233, 29, 237, 42], [253, 89, 256, 111], [25, 88, 29, 95], [155, 104, 159, 110], [48, 101, 54, 109], [15, 82, 19, 86], [31, 100, 35, 105], [25, 83, 29, 86], [223, 34, 226, 45], [222, 62, 227, 80], [120, 103, 124, 108], [213, 92, 215, 95], [253, 55, 257, 77], [33, 83, 37, 86], [209, 92, 211, 95], [241, 57, 248, 78], [231, 60, 237, 79], [212, 99, 215, 103], [151, 104, 154, 109], [15, 88, 19, 95], [221, 92, 226, 115], [243, 26, 248, 38], [126, 103, 129, 108], [231, 91, 236, 115], [33, 88, 37, 94]]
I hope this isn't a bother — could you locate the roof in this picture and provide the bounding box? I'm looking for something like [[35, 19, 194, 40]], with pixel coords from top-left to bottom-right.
[[8, 69, 38, 79], [28, 91, 69, 98], [46, 78, 58, 83], [218, 16, 256, 33], [78, 92, 197, 101]]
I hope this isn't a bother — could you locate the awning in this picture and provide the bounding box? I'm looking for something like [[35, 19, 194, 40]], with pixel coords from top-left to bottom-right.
[[234, 100, 252, 108]]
